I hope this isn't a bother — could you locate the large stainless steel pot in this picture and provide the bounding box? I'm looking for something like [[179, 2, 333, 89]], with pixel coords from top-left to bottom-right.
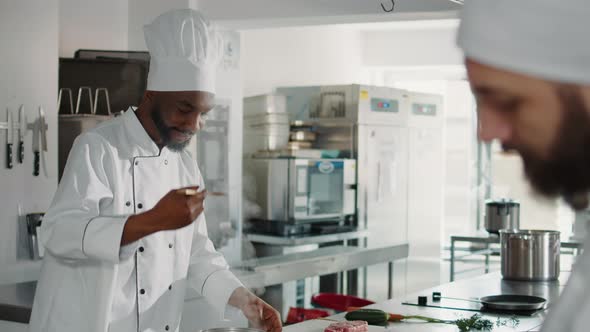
[[500, 230, 560, 281], [485, 199, 520, 234]]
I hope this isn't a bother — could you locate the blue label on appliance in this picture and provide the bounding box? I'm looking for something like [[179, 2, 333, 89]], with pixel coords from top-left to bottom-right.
[[316, 161, 342, 173]]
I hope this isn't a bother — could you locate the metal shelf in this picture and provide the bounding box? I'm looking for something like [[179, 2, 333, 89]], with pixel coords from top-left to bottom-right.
[[245, 230, 369, 246], [237, 243, 408, 288]]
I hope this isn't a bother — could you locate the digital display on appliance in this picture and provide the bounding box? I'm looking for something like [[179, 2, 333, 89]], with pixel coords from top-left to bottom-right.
[[412, 103, 437, 116], [370, 98, 399, 113]]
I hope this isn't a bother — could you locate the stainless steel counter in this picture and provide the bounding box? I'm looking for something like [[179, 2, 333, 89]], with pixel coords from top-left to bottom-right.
[[285, 271, 570, 332], [239, 244, 408, 288], [245, 230, 370, 246], [0, 282, 36, 324], [0, 243, 409, 324]]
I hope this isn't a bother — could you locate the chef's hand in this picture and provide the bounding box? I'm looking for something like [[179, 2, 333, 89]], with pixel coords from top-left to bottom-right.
[[121, 186, 206, 245], [228, 287, 282, 332], [150, 186, 207, 231]]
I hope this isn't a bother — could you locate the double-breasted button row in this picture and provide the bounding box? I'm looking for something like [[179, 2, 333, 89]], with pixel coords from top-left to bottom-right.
[[138, 244, 174, 253], [125, 201, 142, 209]]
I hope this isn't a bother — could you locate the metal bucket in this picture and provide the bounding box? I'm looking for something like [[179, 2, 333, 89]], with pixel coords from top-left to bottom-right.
[[484, 199, 520, 234], [500, 230, 560, 281]]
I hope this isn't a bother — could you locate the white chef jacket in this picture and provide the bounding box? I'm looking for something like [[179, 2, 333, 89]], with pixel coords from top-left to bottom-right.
[[29, 108, 243, 332], [541, 211, 590, 332]]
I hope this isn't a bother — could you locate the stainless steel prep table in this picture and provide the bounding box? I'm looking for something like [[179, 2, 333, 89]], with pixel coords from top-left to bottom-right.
[[285, 271, 570, 332], [239, 243, 409, 289], [0, 244, 409, 324]]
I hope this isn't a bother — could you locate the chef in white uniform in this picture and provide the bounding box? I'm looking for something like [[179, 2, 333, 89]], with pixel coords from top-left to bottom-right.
[[29, 9, 281, 332], [457, 0, 590, 331]]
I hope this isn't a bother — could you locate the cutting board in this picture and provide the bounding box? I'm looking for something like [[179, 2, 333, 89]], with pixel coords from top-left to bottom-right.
[[283, 319, 387, 332]]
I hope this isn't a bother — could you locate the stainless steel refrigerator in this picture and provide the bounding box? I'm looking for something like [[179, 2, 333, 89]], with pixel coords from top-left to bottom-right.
[[277, 84, 444, 301]]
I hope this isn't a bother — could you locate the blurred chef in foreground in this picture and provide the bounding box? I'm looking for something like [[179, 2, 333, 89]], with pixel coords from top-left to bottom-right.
[[457, 0, 590, 331]]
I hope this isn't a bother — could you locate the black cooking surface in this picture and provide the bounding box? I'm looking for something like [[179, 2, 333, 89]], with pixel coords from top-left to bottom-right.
[[402, 296, 543, 316]]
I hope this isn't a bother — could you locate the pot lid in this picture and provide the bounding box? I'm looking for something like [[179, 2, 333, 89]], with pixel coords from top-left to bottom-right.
[[486, 199, 520, 207]]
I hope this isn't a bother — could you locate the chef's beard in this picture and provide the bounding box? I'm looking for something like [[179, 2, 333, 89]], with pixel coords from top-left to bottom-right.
[[503, 85, 590, 210], [150, 107, 195, 152]]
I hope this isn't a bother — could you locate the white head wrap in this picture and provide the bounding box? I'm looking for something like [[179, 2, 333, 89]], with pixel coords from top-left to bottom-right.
[[144, 9, 222, 93], [457, 0, 590, 85]]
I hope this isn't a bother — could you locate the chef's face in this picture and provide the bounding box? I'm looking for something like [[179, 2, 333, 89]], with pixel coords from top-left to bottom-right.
[[150, 91, 214, 151], [466, 59, 590, 210]]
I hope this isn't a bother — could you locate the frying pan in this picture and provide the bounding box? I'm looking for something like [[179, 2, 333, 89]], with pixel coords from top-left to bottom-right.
[[440, 294, 547, 311], [480, 295, 547, 311]]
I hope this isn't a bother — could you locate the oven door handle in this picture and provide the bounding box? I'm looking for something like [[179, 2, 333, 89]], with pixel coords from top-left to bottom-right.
[[283, 187, 289, 220], [345, 184, 357, 190], [376, 161, 382, 203]]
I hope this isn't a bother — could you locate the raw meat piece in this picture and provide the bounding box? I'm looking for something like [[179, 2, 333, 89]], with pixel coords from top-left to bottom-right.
[[324, 320, 369, 332]]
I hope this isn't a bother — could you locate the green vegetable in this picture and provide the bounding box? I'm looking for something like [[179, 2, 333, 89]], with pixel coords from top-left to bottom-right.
[[345, 309, 520, 331], [344, 309, 389, 325], [454, 314, 520, 331], [455, 314, 494, 331], [495, 316, 520, 329]]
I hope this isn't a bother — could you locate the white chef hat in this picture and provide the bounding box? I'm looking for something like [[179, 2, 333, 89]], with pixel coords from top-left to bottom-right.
[[457, 0, 590, 85], [144, 9, 222, 93]]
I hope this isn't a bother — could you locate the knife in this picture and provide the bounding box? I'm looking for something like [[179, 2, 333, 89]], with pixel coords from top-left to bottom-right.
[[6, 109, 13, 169], [39, 107, 48, 177], [32, 113, 40, 176], [39, 107, 47, 152], [32, 107, 48, 176], [18, 105, 25, 163]]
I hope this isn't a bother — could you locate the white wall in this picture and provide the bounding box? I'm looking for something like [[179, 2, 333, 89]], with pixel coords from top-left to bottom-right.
[[240, 20, 464, 97], [59, 0, 192, 54], [362, 20, 463, 67], [59, 0, 129, 57], [0, 0, 59, 284], [240, 26, 364, 96]]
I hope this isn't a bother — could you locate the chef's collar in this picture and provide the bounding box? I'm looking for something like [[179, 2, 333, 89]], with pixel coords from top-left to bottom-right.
[[121, 107, 170, 157]]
